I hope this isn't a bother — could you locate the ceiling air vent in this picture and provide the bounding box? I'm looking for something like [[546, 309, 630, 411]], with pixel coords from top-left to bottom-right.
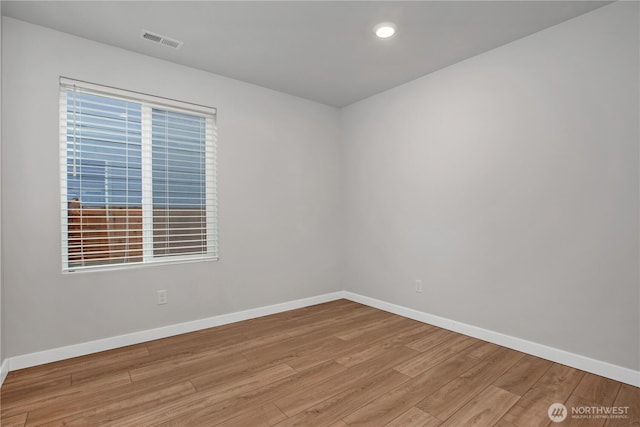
[[140, 30, 183, 50]]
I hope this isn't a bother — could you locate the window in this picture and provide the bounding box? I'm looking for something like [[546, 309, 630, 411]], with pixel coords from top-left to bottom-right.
[[60, 78, 217, 271]]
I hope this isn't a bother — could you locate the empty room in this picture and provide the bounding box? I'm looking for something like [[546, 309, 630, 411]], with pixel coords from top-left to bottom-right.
[[0, 1, 638, 426]]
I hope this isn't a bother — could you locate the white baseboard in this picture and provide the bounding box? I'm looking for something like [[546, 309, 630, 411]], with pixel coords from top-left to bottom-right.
[[343, 291, 640, 388], [0, 358, 8, 386], [6, 291, 345, 374], [2, 290, 638, 389]]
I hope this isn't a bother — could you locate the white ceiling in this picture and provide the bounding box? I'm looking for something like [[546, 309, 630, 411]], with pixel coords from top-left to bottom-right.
[[2, 1, 610, 107]]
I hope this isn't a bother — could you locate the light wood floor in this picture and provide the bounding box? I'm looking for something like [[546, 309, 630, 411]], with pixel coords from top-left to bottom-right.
[[1, 300, 638, 427]]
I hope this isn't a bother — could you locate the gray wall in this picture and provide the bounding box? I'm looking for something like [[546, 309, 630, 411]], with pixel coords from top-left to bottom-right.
[[342, 1, 639, 371], [2, 1, 638, 375], [2, 17, 343, 357], [0, 3, 4, 369]]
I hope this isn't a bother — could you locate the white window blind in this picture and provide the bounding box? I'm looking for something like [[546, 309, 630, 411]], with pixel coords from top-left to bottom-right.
[[59, 78, 217, 272]]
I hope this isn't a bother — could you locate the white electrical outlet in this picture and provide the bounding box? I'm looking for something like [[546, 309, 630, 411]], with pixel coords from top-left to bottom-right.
[[415, 280, 423, 293], [157, 290, 168, 305]]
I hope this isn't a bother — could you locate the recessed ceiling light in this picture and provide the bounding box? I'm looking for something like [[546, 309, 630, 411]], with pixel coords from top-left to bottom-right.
[[374, 22, 397, 39]]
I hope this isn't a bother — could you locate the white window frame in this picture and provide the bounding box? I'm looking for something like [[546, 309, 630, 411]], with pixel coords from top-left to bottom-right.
[[59, 77, 218, 272]]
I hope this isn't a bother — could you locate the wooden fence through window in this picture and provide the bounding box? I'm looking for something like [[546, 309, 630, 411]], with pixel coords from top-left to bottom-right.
[[68, 201, 206, 267]]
